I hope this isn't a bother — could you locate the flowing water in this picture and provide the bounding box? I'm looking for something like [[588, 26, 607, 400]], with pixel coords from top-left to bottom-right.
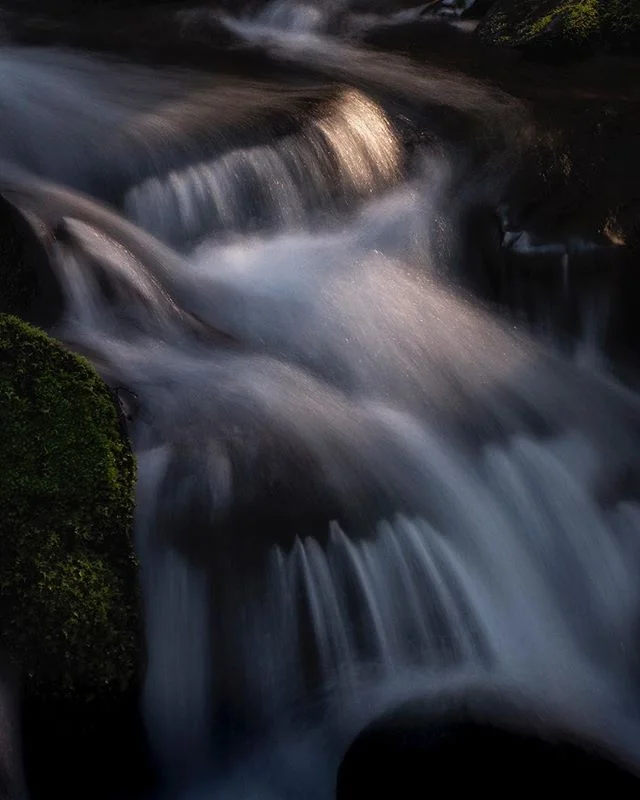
[[2, 1, 640, 798]]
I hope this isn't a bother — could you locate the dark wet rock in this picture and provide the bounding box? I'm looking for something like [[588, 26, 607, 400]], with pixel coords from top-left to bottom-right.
[[433, 0, 482, 18], [0, 657, 26, 800], [337, 689, 640, 798], [114, 387, 141, 424], [461, 0, 499, 19], [21, 686, 153, 800], [0, 195, 63, 329], [349, 1, 437, 11], [365, 10, 640, 366], [0, 3, 303, 82], [477, 0, 640, 58]]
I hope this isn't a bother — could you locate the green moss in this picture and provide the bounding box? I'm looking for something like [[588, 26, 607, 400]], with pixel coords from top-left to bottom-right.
[[600, 0, 640, 49], [0, 314, 139, 699], [478, 0, 640, 54]]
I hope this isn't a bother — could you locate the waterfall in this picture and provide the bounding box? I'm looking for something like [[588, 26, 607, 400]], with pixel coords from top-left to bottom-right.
[[2, 2, 640, 798]]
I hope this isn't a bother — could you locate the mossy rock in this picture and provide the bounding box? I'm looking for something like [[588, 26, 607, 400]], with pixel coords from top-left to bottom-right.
[[477, 1, 640, 57], [0, 314, 139, 700]]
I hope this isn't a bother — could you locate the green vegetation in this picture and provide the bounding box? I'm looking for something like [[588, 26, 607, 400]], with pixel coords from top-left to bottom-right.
[[478, 0, 640, 55], [0, 314, 139, 699]]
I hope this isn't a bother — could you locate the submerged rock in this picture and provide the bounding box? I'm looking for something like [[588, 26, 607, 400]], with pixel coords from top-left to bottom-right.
[[477, 0, 640, 57]]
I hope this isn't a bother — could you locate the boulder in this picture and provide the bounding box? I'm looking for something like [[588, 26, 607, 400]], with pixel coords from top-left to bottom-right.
[[0, 314, 138, 699], [0, 195, 63, 329], [337, 689, 640, 798], [477, 0, 640, 57], [0, 315, 147, 798]]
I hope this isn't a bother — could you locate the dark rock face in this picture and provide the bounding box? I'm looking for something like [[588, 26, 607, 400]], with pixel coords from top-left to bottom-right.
[[0, 195, 63, 329], [21, 687, 154, 800], [461, 0, 499, 19], [0, 3, 309, 83], [337, 690, 640, 798], [477, 0, 640, 57], [0, 659, 26, 800]]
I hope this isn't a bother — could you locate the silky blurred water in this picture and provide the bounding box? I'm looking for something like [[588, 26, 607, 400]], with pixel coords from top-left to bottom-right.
[[2, 2, 639, 797]]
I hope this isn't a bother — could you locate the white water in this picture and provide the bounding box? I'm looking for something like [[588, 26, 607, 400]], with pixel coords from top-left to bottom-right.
[[222, 0, 480, 42], [223, 0, 479, 35], [2, 5, 640, 798], [38, 169, 640, 794], [124, 87, 400, 247]]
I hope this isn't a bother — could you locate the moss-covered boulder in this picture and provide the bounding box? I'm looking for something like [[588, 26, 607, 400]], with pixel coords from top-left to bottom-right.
[[0, 314, 139, 700], [477, 1, 640, 57]]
